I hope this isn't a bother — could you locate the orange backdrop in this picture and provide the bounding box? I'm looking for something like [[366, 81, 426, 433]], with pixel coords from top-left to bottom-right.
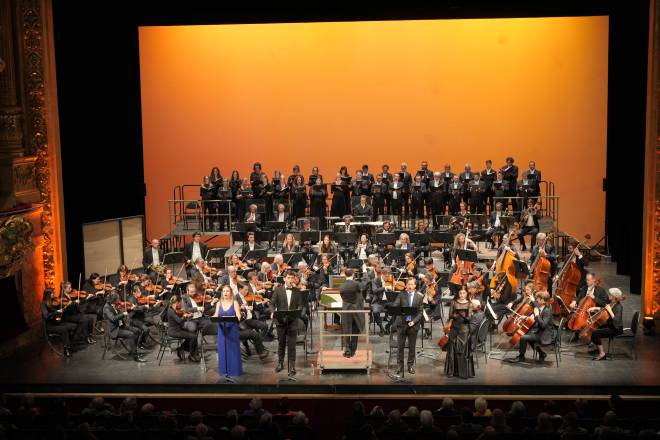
[[138, 17, 609, 241]]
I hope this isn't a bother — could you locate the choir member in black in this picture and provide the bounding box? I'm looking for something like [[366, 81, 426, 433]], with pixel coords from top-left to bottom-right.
[[291, 175, 307, 220], [492, 170, 508, 206], [458, 163, 475, 205], [410, 219, 430, 258], [486, 202, 506, 247], [210, 166, 223, 193], [393, 278, 425, 375], [570, 272, 608, 310], [481, 159, 497, 213], [444, 287, 475, 379], [515, 177, 534, 212], [371, 175, 387, 218], [508, 291, 553, 363], [389, 173, 405, 219], [309, 178, 327, 222], [229, 170, 242, 221], [62, 281, 98, 337], [271, 271, 304, 375], [525, 160, 541, 201], [217, 178, 232, 231], [103, 292, 147, 362], [272, 170, 289, 205], [41, 288, 79, 356], [273, 203, 291, 226], [244, 203, 261, 225], [361, 164, 374, 183], [589, 288, 624, 361], [416, 160, 433, 217], [501, 156, 519, 206], [529, 232, 557, 290], [166, 295, 200, 362], [200, 176, 216, 231], [379, 164, 393, 213], [398, 162, 413, 218], [354, 233, 374, 260], [353, 194, 373, 218], [331, 174, 348, 217], [410, 174, 426, 219], [339, 166, 352, 208], [308, 166, 322, 186], [281, 233, 300, 254], [517, 198, 540, 251], [255, 174, 273, 222], [469, 173, 485, 214], [142, 239, 164, 282], [352, 170, 372, 197], [447, 175, 463, 215], [563, 240, 589, 292], [287, 164, 304, 187], [128, 285, 155, 350], [235, 178, 253, 223], [249, 162, 265, 194], [428, 171, 446, 228]]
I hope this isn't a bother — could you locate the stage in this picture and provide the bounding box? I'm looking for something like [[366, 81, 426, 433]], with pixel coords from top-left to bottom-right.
[[1, 261, 658, 398]]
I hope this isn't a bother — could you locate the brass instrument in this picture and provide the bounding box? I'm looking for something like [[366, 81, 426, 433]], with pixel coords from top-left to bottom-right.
[[149, 263, 166, 276]]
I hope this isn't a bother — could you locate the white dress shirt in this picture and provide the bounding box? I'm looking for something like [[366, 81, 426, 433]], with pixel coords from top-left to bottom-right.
[[151, 248, 160, 265], [286, 288, 292, 308], [192, 242, 202, 261]]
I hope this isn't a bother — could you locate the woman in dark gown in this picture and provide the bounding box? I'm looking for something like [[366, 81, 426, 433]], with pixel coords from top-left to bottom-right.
[[444, 287, 475, 379], [229, 170, 242, 222], [292, 175, 307, 220], [214, 285, 243, 377], [331, 174, 348, 217], [309, 176, 327, 222]]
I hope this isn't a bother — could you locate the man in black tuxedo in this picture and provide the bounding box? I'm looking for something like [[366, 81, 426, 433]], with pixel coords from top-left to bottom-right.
[[338, 268, 365, 357], [352, 195, 373, 218], [270, 271, 304, 375], [392, 278, 425, 375], [428, 171, 446, 229], [509, 291, 553, 363], [525, 160, 542, 201], [398, 162, 413, 218], [142, 239, 164, 282], [241, 232, 265, 266], [501, 156, 519, 204], [469, 174, 485, 214], [416, 161, 433, 217], [184, 232, 208, 276], [481, 160, 497, 213], [458, 163, 475, 205]]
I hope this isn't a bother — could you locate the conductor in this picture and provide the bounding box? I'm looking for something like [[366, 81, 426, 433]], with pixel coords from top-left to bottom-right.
[[339, 268, 365, 358]]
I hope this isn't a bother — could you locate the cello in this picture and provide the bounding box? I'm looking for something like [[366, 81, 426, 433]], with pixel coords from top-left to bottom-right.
[[578, 295, 624, 343], [552, 235, 590, 316], [502, 286, 535, 335], [530, 232, 553, 292], [489, 223, 519, 293], [567, 278, 601, 331]]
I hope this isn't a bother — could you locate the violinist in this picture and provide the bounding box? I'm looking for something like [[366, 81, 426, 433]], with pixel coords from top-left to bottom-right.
[[428, 171, 446, 228], [81, 274, 107, 313], [257, 262, 277, 286], [166, 295, 199, 362], [400, 252, 418, 278], [410, 174, 426, 219], [316, 253, 335, 286], [588, 288, 624, 361], [62, 281, 98, 338], [389, 172, 405, 218], [309, 177, 327, 221], [181, 283, 216, 336], [201, 175, 216, 232], [367, 266, 395, 336], [508, 291, 552, 363], [218, 265, 241, 296], [232, 283, 269, 360], [115, 265, 137, 289], [420, 272, 441, 327], [236, 282, 269, 335], [184, 232, 208, 273], [128, 285, 156, 350], [468, 266, 489, 303], [102, 292, 146, 362], [517, 198, 540, 251], [396, 233, 415, 253], [571, 272, 608, 310], [274, 203, 291, 225], [291, 175, 307, 220], [247, 271, 271, 304], [190, 258, 214, 285], [41, 288, 78, 356], [280, 233, 300, 254], [230, 254, 249, 271], [355, 233, 373, 260], [142, 238, 164, 282], [272, 254, 287, 277]]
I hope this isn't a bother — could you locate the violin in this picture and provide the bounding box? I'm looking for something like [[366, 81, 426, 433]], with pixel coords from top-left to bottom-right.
[[94, 282, 113, 292], [144, 284, 163, 293], [166, 275, 185, 285], [119, 273, 138, 283], [68, 289, 88, 300], [137, 296, 157, 305], [203, 265, 220, 275], [244, 293, 265, 303], [192, 292, 214, 304], [383, 274, 405, 292], [51, 296, 71, 307], [174, 303, 193, 317], [115, 300, 135, 311]]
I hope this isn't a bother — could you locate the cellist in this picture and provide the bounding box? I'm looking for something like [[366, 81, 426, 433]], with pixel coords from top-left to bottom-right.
[[570, 272, 608, 310], [588, 288, 624, 361], [507, 291, 552, 364], [529, 232, 557, 292]]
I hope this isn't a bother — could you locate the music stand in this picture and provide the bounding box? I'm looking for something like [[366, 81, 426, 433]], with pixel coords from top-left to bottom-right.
[[210, 315, 240, 383], [255, 230, 272, 247], [386, 248, 408, 267], [206, 248, 227, 268], [430, 231, 454, 245], [237, 222, 258, 233], [267, 221, 287, 232], [353, 215, 370, 223], [335, 232, 358, 245], [346, 259, 364, 270], [470, 214, 488, 229], [283, 252, 304, 268], [243, 249, 268, 263], [274, 309, 303, 380], [163, 252, 185, 265], [384, 305, 419, 382], [375, 233, 396, 247], [456, 249, 478, 263], [411, 233, 430, 246], [301, 230, 320, 245], [231, 231, 245, 244]]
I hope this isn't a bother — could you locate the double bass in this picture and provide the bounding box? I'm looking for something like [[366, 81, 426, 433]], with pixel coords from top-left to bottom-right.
[[567, 278, 601, 331], [552, 235, 590, 316], [450, 230, 474, 286], [529, 232, 552, 292]]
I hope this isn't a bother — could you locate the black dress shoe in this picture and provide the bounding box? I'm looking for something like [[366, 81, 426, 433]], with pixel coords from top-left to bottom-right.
[[536, 350, 547, 362], [188, 354, 200, 363], [64, 347, 72, 357], [275, 361, 284, 372], [87, 337, 96, 345], [507, 355, 525, 363], [592, 354, 607, 361], [288, 367, 296, 376], [138, 343, 149, 351], [133, 355, 147, 363], [176, 347, 185, 360], [343, 350, 351, 358], [408, 365, 416, 374], [378, 328, 385, 337]]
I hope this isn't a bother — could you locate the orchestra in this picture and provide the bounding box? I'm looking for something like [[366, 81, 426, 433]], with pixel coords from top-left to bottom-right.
[[59, 158, 631, 379]]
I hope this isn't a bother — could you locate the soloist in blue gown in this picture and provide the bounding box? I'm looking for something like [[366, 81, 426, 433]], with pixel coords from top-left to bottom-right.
[[217, 302, 242, 376]]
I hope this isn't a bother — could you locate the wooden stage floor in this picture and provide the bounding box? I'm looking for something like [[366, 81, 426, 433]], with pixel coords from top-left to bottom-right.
[[2, 262, 659, 397]]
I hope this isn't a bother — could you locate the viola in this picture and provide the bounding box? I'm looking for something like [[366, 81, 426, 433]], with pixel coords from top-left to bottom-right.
[[203, 265, 219, 275], [51, 296, 71, 307], [115, 300, 135, 311], [119, 273, 139, 283], [174, 303, 193, 317]]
